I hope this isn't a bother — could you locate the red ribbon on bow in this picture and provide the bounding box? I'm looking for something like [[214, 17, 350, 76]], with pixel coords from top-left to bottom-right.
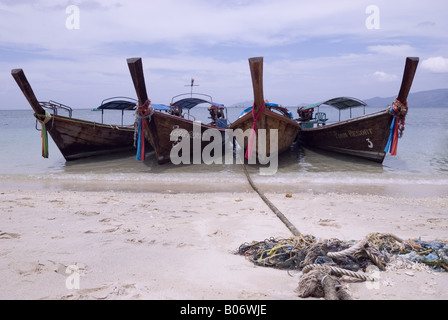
[[245, 102, 265, 160]]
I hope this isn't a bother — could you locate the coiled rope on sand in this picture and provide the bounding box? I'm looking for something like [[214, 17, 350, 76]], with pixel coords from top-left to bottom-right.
[[237, 161, 447, 299], [238, 161, 380, 286]]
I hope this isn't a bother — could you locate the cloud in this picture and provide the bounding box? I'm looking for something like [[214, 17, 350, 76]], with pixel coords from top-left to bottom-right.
[[367, 45, 415, 56], [373, 71, 398, 82], [421, 57, 448, 73], [2, 1, 448, 109]]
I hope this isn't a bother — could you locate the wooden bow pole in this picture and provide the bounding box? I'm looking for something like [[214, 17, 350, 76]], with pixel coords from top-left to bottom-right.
[[11, 69, 46, 115], [249, 57, 266, 134], [126, 57, 162, 160], [397, 57, 419, 103]]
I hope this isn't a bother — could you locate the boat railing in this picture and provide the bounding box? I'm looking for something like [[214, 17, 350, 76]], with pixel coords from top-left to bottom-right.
[[39, 100, 73, 118]]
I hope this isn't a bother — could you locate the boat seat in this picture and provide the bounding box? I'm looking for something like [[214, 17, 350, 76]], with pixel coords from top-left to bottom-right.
[[315, 112, 328, 125]]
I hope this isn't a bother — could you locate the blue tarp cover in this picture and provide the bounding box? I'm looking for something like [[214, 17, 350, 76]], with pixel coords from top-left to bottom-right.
[[305, 97, 367, 110], [98, 99, 136, 110], [172, 98, 224, 110]]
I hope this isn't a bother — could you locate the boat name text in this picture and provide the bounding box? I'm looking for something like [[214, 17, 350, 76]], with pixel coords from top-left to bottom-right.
[[334, 128, 373, 139]]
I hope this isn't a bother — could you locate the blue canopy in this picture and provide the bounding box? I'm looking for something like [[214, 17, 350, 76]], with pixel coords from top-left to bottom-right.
[[97, 97, 173, 112], [98, 97, 137, 110], [305, 97, 367, 110], [171, 98, 224, 110]]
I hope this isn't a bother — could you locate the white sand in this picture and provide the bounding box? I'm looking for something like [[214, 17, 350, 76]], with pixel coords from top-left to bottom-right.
[[0, 187, 447, 300]]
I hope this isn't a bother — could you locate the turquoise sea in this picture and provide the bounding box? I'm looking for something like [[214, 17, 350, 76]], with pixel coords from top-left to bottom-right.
[[1, 105, 447, 197]]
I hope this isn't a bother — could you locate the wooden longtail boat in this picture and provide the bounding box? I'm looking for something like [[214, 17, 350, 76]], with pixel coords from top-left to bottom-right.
[[296, 57, 419, 163], [11, 69, 137, 161], [126, 57, 229, 164], [230, 57, 300, 161]]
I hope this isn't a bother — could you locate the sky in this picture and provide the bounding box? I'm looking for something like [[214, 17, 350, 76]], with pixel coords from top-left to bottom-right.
[[1, 0, 448, 110]]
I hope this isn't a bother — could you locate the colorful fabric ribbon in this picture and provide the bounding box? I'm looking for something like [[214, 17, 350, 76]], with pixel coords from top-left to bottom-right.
[[136, 99, 152, 161], [385, 99, 408, 156], [35, 111, 51, 158]]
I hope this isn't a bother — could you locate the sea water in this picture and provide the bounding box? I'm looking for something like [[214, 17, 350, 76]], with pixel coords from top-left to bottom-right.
[[0, 106, 447, 197]]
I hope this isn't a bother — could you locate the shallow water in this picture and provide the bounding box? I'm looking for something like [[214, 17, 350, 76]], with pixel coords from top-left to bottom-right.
[[1, 106, 447, 196]]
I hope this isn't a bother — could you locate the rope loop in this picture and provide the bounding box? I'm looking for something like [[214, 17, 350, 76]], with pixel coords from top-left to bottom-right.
[[391, 98, 408, 119], [385, 98, 408, 155], [137, 99, 154, 120], [389, 98, 408, 138]]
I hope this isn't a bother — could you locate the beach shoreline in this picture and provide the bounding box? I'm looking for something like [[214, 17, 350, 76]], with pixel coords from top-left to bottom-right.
[[2, 171, 447, 197], [1, 183, 447, 300]]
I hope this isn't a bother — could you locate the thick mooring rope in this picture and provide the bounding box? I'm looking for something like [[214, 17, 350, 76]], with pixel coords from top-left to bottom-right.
[[302, 264, 376, 282], [237, 160, 413, 286], [240, 160, 301, 237], [238, 160, 379, 282], [327, 238, 368, 259]]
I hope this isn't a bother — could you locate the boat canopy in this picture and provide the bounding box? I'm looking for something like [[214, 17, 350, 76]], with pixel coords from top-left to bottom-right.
[[172, 98, 224, 110], [98, 97, 137, 111], [98, 97, 172, 112], [305, 97, 367, 110]]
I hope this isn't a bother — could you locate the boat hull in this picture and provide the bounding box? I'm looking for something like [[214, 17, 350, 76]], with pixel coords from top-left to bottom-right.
[[39, 114, 136, 161], [230, 109, 300, 157], [143, 111, 228, 164], [297, 108, 394, 163]]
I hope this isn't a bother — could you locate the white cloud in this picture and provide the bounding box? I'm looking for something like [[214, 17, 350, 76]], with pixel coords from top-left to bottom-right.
[[373, 71, 398, 82], [421, 57, 448, 73], [2, 0, 448, 109]]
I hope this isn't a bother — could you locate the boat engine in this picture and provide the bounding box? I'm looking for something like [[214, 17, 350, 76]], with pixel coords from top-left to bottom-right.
[[297, 107, 314, 121]]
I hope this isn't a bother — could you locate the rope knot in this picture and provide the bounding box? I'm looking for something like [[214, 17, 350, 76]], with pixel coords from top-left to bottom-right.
[[389, 98, 408, 138], [391, 98, 408, 119], [138, 99, 154, 119], [385, 98, 409, 155]]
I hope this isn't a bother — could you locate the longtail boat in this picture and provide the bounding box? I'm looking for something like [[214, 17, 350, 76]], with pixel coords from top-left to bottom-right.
[[296, 57, 419, 163], [126, 57, 229, 164], [11, 69, 137, 161], [230, 57, 300, 161]]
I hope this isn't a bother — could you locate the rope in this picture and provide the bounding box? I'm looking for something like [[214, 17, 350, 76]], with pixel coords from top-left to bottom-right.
[[245, 102, 265, 160], [363, 247, 387, 271], [135, 99, 154, 161], [327, 238, 367, 259], [34, 110, 52, 158], [239, 158, 301, 237], [302, 264, 376, 282]]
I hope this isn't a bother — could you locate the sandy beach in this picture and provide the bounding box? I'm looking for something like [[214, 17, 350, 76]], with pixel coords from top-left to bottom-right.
[[0, 180, 447, 301]]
